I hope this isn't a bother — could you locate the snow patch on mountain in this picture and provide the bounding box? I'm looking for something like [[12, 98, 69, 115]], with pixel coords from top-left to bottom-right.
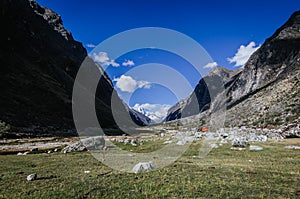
[[132, 103, 171, 124]]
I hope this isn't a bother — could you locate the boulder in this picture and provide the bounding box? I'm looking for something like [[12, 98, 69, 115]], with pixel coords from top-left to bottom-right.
[[82, 136, 105, 150], [163, 140, 173, 144], [230, 147, 246, 151], [132, 162, 155, 173], [62, 141, 86, 153], [176, 140, 186, 146], [210, 143, 219, 149], [232, 137, 248, 147], [284, 146, 300, 150], [27, 173, 37, 181], [130, 139, 138, 146], [31, 148, 38, 152], [61, 136, 105, 153], [250, 145, 263, 151]]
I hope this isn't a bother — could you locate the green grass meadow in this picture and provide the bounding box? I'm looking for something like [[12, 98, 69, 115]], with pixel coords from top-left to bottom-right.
[[0, 139, 299, 198]]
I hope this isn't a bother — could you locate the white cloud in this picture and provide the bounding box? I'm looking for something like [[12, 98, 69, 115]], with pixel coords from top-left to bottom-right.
[[132, 103, 171, 123], [113, 75, 151, 93], [203, 62, 218, 69], [227, 41, 260, 67], [92, 52, 120, 67], [122, 60, 135, 67], [86, 43, 96, 48], [106, 59, 120, 67], [137, 80, 151, 89]]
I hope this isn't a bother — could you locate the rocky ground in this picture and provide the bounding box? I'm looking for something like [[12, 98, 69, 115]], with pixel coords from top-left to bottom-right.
[[1, 120, 298, 156]]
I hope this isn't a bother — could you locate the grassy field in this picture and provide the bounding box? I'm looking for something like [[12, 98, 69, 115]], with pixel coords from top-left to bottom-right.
[[0, 139, 299, 198]]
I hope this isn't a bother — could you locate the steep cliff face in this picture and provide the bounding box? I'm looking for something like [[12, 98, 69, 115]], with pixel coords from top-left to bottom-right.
[[166, 67, 239, 121], [227, 11, 300, 102], [224, 11, 300, 126], [0, 0, 149, 134], [166, 11, 300, 126]]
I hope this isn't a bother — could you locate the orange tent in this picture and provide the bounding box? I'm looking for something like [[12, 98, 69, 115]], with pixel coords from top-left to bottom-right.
[[201, 126, 208, 132]]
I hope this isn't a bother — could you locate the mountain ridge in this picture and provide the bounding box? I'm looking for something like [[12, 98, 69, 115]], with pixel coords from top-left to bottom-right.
[[166, 10, 300, 127], [0, 0, 150, 136]]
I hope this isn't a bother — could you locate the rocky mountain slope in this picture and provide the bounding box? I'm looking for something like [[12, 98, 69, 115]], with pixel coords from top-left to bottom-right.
[[166, 11, 300, 127], [166, 67, 241, 121], [0, 0, 149, 135]]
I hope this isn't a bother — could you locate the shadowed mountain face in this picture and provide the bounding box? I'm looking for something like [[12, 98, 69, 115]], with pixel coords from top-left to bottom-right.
[[227, 11, 300, 102], [166, 11, 300, 125], [166, 67, 241, 121], [0, 0, 150, 134]]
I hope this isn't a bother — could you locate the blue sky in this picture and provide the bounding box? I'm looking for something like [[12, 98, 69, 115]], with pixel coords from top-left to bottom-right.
[[37, 0, 299, 120]]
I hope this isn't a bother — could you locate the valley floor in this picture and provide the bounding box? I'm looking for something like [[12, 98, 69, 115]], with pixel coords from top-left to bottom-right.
[[0, 138, 299, 198]]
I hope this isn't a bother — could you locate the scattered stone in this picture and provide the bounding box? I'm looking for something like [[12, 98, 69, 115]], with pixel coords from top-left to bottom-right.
[[61, 141, 86, 153], [220, 139, 228, 144], [232, 138, 248, 147], [84, 170, 91, 174], [194, 132, 204, 139], [17, 151, 29, 156], [124, 139, 130, 145], [204, 133, 219, 141], [54, 148, 58, 152], [61, 136, 105, 153], [176, 140, 186, 146], [31, 148, 38, 152], [250, 145, 263, 151], [27, 173, 37, 181], [132, 162, 155, 173], [130, 139, 137, 146], [221, 133, 229, 139], [284, 146, 300, 150], [230, 147, 246, 151], [82, 136, 105, 150], [210, 143, 219, 149]]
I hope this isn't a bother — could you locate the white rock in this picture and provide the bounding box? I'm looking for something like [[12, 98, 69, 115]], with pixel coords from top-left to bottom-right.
[[61, 136, 105, 153], [230, 147, 246, 151], [204, 133, 219, 141], [194, 132, 204, 138], [210, 143, 219, 149], [27, 173, 37, 181], [256, 135, 268, 142], [163, 140, 172, 144], [17, 152, 23, 156], [284, 146, 300, 150], [176, 140, 186, 146], [84, 170, 91, 174], [124, 139, 130, 145], [220, 139, 228, 144], [132, 162, 155, 173], [250, 145, 263, 151], [131, 139, 138, 146], [232, 137, 248, 147]]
